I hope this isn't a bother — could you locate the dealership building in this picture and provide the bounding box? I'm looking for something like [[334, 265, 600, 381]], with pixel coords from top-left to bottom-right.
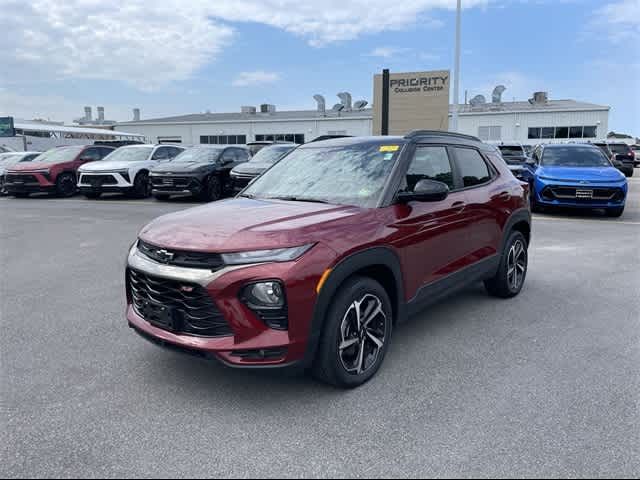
[[116, 89, 610, 146]]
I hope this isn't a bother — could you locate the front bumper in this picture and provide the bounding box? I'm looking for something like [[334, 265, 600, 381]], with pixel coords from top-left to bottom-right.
[[533, 178, 627, 209], [78, 171, 133, 193], [125, 243, 335, 368], [4, 172, 55, 194], [149, 174, 203, 196]]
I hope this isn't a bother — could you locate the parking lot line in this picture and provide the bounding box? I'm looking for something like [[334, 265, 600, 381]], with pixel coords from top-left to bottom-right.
[[532, 215, 640, 226]]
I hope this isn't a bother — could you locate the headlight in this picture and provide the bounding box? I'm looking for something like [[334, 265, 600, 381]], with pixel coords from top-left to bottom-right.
[[221, 244, 313, 265]]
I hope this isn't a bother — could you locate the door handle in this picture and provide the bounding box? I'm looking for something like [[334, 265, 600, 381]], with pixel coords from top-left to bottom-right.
[[452, 201, 466, 211]]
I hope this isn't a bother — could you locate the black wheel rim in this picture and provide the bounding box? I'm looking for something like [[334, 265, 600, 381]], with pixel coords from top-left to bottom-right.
[[137, 174, 149, 196], [210, 179, 221, 200], [507, 239, 527, 291], [338, 293, 387, 375]]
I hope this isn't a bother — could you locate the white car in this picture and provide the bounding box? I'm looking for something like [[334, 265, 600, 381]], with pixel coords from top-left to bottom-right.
[[0, 151, 42, 195], [77, 144, 184, 198]]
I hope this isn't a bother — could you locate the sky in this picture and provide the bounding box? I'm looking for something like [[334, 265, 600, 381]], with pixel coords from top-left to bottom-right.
[[0, 0, 638, 134]]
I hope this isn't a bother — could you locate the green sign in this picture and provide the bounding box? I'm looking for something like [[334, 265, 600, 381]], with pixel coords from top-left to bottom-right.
[[0, 117, 15, 137]]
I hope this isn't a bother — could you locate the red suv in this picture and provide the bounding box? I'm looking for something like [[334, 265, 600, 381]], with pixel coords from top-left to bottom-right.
[[126, 132, 531, 388], [5, 145, 115, 197]]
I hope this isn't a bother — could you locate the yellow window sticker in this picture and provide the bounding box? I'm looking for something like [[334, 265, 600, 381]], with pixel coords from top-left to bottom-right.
[[379, 145, 400, 152]]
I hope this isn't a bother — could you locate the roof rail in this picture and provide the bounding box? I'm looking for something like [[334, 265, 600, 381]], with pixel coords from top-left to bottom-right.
[[404, 130, 482, 142]]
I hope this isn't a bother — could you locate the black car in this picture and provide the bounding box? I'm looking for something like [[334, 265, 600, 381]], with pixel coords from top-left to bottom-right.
[[230, 143, 297, 192], [149, 145, 250, 201], [608, 143, 635, 177], [497, 144, 530, 180]]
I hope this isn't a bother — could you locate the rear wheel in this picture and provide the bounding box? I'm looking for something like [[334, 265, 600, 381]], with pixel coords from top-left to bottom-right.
[[485, 231, 528, 298], [55, 173, 77, 198], [313, 276, 393, 388], [624, 169, 634, 178], [131, 171, 150, 198], [606, 206, 624, 218]]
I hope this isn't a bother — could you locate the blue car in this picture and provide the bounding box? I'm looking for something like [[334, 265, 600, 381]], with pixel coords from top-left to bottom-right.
[[523, 144, 628, 217]]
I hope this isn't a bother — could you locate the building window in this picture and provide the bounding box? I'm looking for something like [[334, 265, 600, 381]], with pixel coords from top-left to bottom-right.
[[478, 126, 502, 141], [583, 126, 597, 138], [541, 127, 555, 139], [255, 133, 305, 144], [554, 127, 569, 139], [528, 127, 541, 139], [569, 126, 583, 139], [199, 135, 246, 145]]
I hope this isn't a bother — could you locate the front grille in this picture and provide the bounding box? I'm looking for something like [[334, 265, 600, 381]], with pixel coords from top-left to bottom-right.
[[128, 268, 232, 337], [137, 240, 224, 270], [545, 186, 623, 201], [81, 174, 118, 185], [151, 176, 193, 188], [6, 174, 38, 184]]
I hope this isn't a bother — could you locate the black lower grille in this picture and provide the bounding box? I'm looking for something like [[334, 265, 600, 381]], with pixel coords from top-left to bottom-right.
[[545, 186, 623, 201], [81, 174, 118, 185], [128, 268, 232, 337], [6, 174, 38, 184], [151, 176, 193, 188]]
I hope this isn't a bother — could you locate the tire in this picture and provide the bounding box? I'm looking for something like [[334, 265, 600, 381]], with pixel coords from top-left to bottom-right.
[[312, 276, 393, 389], [153, 194, 171, 201], [485, 231, 528, 298], [202, 175, 222, 202], [606, 206, 624, 218], [84, 191, 101, 199], [624, 169, 634, 178], [529, 185, 544, 213], [55, 173, 77, 198], [131, 171, 150, 198]]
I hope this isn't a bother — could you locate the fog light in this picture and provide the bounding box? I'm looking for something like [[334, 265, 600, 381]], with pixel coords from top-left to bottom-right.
[[243, 281, 284, 308]]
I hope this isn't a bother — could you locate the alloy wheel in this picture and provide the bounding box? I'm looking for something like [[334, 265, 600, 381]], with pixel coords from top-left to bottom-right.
[[338, 293, 387, 375], [507, 239, 527, 291]]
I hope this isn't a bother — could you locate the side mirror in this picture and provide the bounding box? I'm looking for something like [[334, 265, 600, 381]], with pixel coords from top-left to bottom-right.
[[398, 179, 449, 203]]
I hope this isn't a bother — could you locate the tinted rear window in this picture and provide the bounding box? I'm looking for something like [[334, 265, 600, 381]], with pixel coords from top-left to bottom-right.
[[609, 144, 631, 154]]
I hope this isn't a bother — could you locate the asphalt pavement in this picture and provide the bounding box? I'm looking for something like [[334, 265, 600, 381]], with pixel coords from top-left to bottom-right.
[[1, 179, 639, 478]]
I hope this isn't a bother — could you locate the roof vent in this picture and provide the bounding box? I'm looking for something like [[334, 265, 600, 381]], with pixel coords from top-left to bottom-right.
[[529, 91, 548, 105], [492, 85, 506, 103], [469, 95, 487, 107], [133, 108, 140, 121], [97, 106, 105, 122], [241, 106, 257, 114], [260, 104, 276, 114], [313, 95, 326, 115], [84, 106, 92, 121], [337, 92, 352, 111]]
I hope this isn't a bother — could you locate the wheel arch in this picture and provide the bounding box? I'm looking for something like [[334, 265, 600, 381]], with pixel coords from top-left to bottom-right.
[[503, 208, 531, 248], [303, 246, 406, 368]]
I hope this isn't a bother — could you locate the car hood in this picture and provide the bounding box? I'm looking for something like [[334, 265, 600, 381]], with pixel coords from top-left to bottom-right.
[[81, 160, 149, 172], [138, 197, 371, 252], [151, 162, 209, 173], [538, 165, 625, 183], [231, 162, 272, 175], [7, 161, 67, 172]]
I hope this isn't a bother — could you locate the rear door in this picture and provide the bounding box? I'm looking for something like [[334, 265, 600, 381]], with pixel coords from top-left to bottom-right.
[[452, 146, 507, 262], [392, 144, 470, 294]]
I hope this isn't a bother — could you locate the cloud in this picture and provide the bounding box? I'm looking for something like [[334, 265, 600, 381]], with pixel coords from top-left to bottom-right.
[[367, 47, 409, 58], [232, 71, 280, 87], [593, 0, 640, 43], [0, 0, 489, 90]]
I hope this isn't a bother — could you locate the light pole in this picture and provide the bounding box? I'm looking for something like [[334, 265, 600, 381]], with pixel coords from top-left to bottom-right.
[[451, 0, 461, 132]]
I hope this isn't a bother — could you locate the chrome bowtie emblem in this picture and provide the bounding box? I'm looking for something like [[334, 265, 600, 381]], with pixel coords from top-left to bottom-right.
[[180, 286, 195, 293], [155, 249, 175, 263]]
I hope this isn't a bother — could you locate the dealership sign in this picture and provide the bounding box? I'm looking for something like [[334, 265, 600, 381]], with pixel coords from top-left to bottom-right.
[[0, 116, 15, 137], [373, 70, 450, 135]]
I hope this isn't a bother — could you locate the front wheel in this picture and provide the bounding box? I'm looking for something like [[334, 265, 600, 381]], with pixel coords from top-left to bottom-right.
[[201, 175, 222, 202], [313, 276, 393, 388], [485, 231, 528, 298], [606, 206, 624, 218], [55, 173, 77, 197], [131, 171, 150, 198]]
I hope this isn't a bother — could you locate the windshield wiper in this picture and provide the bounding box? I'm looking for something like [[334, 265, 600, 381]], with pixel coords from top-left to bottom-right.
[[267, 196, 330, 204]]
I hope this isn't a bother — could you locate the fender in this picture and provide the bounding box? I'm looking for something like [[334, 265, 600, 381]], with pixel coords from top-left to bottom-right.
[[501, 207, 531, 252], [301, 246, 406, 368]]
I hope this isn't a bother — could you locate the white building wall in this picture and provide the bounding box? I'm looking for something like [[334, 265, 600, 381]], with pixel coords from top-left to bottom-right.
[[117, 117, 373, 145], [457, 109, 610, 144]]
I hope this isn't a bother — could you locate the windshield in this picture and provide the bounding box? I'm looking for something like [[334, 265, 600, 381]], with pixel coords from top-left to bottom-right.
[[249, 145, 296, 164], [102, 146, 153, 162], [609, 144, 631, 154], [31, 146, 84, 165], [243, 143, 401, 208], [172, 147, 223, 163], [0, 154, 25, 165], [542, 146, 611, 167], [499, 146, 524, 157]]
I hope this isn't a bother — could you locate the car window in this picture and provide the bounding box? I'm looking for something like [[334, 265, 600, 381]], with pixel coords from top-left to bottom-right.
[[542, 146, 611, 167], [152, 147, 171, 160], [454, 147, 493, 187], [99, 147, 115, 158], [234, 148, 250, 162], [166, 147, 183, 159], [221, 149, 236, 162], [404, 146, 454, 191], [82, 148, 104, 161], [609, 144, 631, 154]]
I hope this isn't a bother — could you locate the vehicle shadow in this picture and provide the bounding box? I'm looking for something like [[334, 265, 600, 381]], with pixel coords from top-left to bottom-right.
[[138, 283, 494, 404]]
